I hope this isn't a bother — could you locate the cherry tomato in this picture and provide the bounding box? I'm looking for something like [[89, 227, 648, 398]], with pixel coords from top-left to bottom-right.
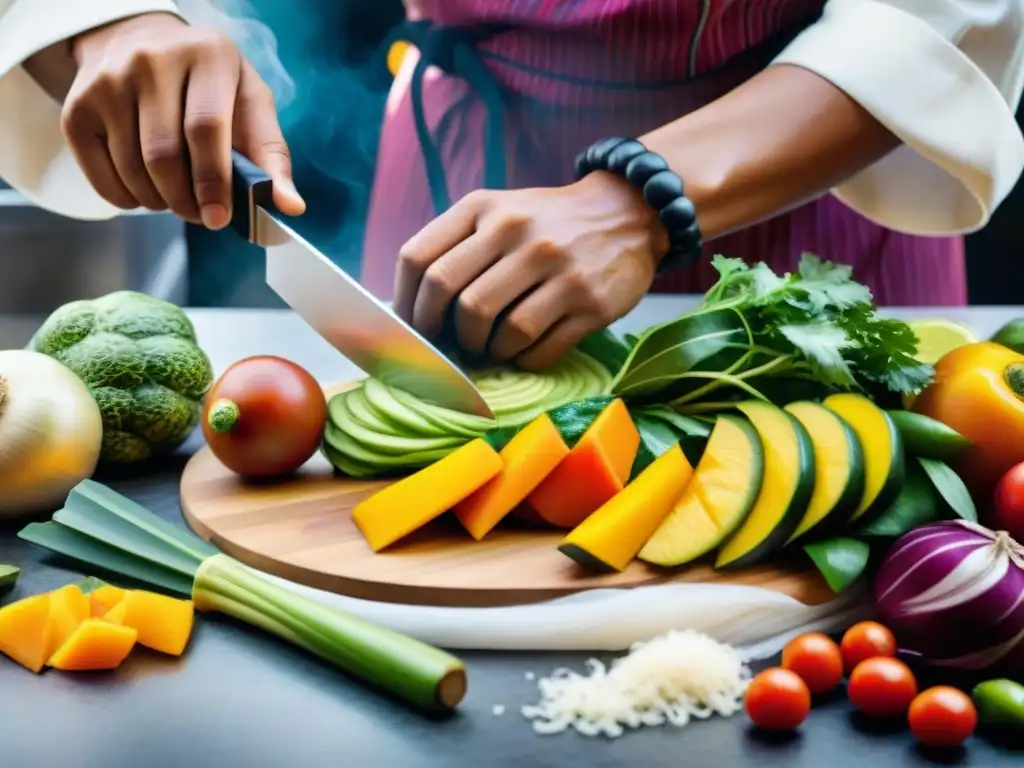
[[781, 632, 844, 695], [840, 621, 897, 674], [745, 667, 812, 731], [992, 461, 1024, 541], [909, 686, 978, 748], [847, 657, 918, 719]]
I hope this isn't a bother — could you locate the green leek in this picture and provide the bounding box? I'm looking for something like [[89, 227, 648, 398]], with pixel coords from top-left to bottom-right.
[[18, 480, 466, 713]]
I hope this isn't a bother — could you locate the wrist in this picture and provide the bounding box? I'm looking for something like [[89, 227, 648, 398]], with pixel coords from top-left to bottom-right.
[[72, 12, 184, 64]]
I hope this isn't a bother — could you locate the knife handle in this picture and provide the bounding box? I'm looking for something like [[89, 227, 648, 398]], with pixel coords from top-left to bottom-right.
[[231, 149, 276, 243]]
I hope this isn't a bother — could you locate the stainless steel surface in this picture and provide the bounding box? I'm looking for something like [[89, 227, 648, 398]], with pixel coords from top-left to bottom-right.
[[255, 207, 494, 418]]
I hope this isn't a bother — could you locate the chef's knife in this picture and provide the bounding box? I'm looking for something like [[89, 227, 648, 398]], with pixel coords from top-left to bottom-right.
[[229, 150, 494, 419]]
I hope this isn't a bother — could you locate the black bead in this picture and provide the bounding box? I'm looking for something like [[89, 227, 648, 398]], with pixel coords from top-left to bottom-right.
[[642, 170, 684, 209], [625, 152, 668, 188], [575, 137, 627, 179], [659, 195, 697, 234], [675, 220, 703, 252], [605, 140, 647, 173]]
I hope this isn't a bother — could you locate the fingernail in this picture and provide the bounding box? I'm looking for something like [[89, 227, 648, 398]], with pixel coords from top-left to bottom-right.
[[201, 203, 229, 230]]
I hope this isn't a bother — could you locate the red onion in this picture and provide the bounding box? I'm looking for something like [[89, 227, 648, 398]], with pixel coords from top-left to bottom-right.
[[873, 520, 1024, 676]]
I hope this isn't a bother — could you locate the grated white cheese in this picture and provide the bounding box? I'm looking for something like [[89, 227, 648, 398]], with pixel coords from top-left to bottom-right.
[[492, 705, 506, 716], [520, 629, 751, 738]]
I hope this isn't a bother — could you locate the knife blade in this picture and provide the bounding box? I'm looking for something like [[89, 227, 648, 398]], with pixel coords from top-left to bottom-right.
[[229, 150, 494, 419]]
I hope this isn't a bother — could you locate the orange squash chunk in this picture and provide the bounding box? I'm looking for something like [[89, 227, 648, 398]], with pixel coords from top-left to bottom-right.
[[48, 619, 137, 671], [90, 584, 126, 617], [47, 584, 91, 658], [0, 593, 53, 673], [353, 438, 504, 551], [102, 590, 195, 656], [527, 399, 640, 528], [453, 414, 569, 540]]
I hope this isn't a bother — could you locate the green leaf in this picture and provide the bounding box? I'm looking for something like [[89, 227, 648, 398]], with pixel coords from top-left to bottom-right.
[[576, 329, 632, 375], [0, 564, 19, 593], [804, 537, 871, 593], [778, 321, 857, 387], [611, 308, 750, 397], [77, 576, 107, 594], [636, 405, 712, 438], [887, 410, 973, 461], [859, 460, 942, 537], [629, 406, 710, 480], [918, 457, 978, 522]]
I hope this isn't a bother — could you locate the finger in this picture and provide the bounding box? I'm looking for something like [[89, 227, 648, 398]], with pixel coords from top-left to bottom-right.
[[62, 102, 138, 209], [235, 62, 304, 217], [102, 94, 170, 213], [455, 249, 550, 356], [183, 54, 240, 229], [487, 275, 568, 362], [412, 227, 507, 341], [516, 314, 600, 372], [393, 197, 480, 323]]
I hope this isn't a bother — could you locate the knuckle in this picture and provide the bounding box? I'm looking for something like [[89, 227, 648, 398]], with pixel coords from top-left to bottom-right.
[[397, 244, 429, 273], [504, 312, 540, 342], [527, 237, 564, 264], [421, 264, 457, 299], [493, 212, 529, 236], [461, 189, 490, 209], [260, 139, 291, 161], [456, 292, 490, 323], [141, 133, 183, 168], [183, 109, 227, 139]]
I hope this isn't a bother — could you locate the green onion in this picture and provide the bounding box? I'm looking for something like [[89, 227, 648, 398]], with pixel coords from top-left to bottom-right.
[[18, 479, 467, 713]]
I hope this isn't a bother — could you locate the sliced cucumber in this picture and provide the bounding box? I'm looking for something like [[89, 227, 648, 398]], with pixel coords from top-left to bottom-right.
[[823, 393, 904, 524], [784, 401, 866, 543], [638, 414, 763, 567], [715, 401, 815, 569]]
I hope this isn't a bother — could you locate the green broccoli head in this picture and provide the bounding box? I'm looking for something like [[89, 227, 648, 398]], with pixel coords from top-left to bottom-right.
[[32, 291, 214, 463]]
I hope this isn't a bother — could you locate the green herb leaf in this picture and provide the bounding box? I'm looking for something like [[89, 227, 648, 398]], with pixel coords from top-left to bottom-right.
[[918, 457, 978, 522], [778, 321, 857, 387], [804, 537, 871, 593], [576, 329, 632, 375], [859, 460, 942, 537]]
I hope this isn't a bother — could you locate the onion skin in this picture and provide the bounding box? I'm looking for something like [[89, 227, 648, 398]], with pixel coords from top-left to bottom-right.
[[202, 356, 327, 478], [873, 520, 1024, 677]]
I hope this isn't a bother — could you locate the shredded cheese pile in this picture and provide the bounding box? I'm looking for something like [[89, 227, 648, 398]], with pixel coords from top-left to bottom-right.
[[520, 629, 751, 738]]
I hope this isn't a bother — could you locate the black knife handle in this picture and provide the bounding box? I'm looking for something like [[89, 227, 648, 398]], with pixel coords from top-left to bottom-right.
[[230, 149, 276, 243]]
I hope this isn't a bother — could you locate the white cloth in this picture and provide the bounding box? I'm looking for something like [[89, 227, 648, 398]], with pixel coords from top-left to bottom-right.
[[1, 0, 1022, 233]]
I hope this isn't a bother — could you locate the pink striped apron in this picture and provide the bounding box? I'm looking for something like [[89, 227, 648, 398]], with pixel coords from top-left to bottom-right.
[[361, 0, 967, 306]]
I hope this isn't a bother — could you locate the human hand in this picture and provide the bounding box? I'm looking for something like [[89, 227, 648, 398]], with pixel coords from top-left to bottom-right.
[[63, 12, 305, 228], [393, 172, 668, 371]]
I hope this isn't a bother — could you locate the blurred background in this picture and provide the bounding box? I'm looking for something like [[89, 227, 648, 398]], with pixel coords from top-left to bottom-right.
[[0, 0, 1021, 327]]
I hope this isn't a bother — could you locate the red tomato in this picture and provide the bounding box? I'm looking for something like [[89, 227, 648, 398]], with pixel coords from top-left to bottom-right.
[[908, 686, 977, 748], [744, 667, 812, 731], [847, 657, 918, 719], [202, 355, 327, 478], [991, 461, 1024, 541], [840, 621, 897, 674], [781, 632, 844, 695]]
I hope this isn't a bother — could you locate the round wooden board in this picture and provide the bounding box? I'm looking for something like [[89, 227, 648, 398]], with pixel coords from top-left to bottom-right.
[[180, 382, 836, 608]]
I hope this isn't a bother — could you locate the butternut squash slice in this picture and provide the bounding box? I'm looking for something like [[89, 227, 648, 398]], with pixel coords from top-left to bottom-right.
[[90, 584, 126, 617], [102, 590, 195, 656], [353, 438, 504, 551], [453, 414, 569, 540], [559, 442, 694, 572], [527, 398, 640, 528], [46, 584, 91, 659], [47, 619, 137, 671], [0, 593, 52, 673]]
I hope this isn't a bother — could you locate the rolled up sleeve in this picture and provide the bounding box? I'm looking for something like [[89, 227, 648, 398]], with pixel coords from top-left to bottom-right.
[[0, 0, 183, 220], [774, 0, 1024, 235]]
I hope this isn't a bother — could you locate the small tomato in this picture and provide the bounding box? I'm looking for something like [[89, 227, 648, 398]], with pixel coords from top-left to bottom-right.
[[847, 657, 918, 719], [781, 632, 844, 695], [840, 621, 897, 674], [991, 461, 1024, 541], [744, 667, 812, 731], [909, 686, 978, 748]]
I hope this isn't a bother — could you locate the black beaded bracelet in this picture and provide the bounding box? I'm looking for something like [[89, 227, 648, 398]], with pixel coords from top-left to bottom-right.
[[573, 137, 703, 274]]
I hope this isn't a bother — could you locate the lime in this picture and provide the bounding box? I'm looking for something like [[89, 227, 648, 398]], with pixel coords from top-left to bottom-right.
[[990, 317, 1024, 355], [908, 319, 978, 364], [972, 679, 1024, 737]]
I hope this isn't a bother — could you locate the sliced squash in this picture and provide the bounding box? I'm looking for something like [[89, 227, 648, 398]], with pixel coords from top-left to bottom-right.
[[352, 438, 504, 551], [639, 415, 763, 566], [102, 590, 195, 656], [90, 584, 126, 617], [715, 402, 815, 569], [46, 584, 91, 658], [784, 401, 866, 542], [527, 398, 641, 528], [47, 618, 137, 671], [823, 393, 904, 523], [560, 442, 694, 572], [453, 414, 569, 540], [0, 593, 52, 673]]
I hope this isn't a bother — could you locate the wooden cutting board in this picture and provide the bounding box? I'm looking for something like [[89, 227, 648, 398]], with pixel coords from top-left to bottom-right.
[[180, 382, 836, 608]]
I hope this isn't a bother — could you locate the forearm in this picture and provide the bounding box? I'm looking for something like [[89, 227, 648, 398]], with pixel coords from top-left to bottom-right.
[[641, 63, 900, 241]]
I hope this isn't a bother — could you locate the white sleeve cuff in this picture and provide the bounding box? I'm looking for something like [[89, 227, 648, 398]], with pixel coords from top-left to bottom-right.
[[773, 0, 1024, 235], [0, 0, 183, 220]]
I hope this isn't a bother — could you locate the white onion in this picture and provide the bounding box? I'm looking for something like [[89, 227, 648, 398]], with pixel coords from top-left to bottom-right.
[[874, 520, 1024, 676], [0, 350, 103, 516]]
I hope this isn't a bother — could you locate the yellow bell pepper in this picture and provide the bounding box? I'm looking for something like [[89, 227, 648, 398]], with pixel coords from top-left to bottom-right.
[[913, 341, 1024, 497]]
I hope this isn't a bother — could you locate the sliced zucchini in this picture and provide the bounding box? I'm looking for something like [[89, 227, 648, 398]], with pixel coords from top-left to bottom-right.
[[823, 393, 904, 523], [638, 414, 763, 567], [784, 401, 866, 543], [715, 401, 815, 569]]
